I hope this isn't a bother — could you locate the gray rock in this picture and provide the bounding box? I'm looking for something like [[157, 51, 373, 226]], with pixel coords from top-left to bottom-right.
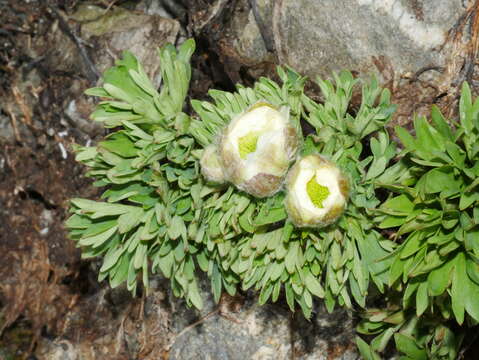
[[226, 0, 465, 82], [228, 0, 272, 63], [274, 0, 465, 79], [168, 277, 358, 360], [71, 4, 180, 88]]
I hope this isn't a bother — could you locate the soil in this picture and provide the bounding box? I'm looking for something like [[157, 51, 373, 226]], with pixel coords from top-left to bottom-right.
[[0, 1, 249, 358], [0, 0, 478, 359]]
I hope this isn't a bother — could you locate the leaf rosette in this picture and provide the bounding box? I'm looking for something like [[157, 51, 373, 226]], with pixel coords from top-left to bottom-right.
[[65, 38, 479, 358]]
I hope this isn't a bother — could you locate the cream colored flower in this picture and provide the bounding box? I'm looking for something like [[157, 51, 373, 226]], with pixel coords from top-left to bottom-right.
[[200, 144, 226, 184], [219, 101, 298, 198], [285, 154, 349, 227]]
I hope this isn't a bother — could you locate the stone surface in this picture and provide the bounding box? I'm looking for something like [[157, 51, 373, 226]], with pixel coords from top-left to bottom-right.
[[168, 278, 358, 360], [221, 0, 470, 126], [71, 4, 180, 88], [228, 0, 271, 64], [225, 0, 466, 81], [275, 0, 465, 79]]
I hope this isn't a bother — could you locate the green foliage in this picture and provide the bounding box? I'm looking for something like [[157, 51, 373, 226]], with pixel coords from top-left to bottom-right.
[[355, 83, 479, 358], [69, 39, 204, 307], [375, 83, 479, 326], [300, 72, 397, 311], [67, 39, 479, 358], [357, 309, 463, 359]]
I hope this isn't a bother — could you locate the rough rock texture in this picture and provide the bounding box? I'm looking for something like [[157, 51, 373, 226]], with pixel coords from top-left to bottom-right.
[[274, 0, 465, 78], [34, 286, 171, 360], [225, 0, 465, 79], [168, 279, 358, 360], [71, 3, 180, 88], [228, 0, 272, 64], [221, 0, 475, 126]]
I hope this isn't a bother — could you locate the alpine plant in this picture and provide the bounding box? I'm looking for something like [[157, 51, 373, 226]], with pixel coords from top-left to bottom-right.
[[66, 39, 479, 359]]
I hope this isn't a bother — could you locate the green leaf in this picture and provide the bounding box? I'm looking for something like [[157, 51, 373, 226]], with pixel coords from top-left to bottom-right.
[[109, 254, 130, 288], [212, 263, 222, 303], [415, 281, 428, 316], [188, 280, 203, 309], [459, 82, 473, 134], [466, 257, 479, 285], [285, 242, 299, 274], [168, 215, 186, 240], [238, 204, 256, 232], [254, 206, 287, 226], [100, 246, 125, 272], [118, 207, 144, 234], [259, 283, 273, 305], [133, 243, 147, 269], [430, 105, 453, 139], [366, 157, 388, 180], [65, 214, 91, 229], [158, 252, 175, 278], [400, 232, 425, 259], [459, 191, 479, 210], [465, 273, 479, 321], [427, 260, 454, 296], [85, 87, 110, 97], [415, 116, 444, 152], [424, 168, 459, 194], [371, 327, 397, 353], [394, 333, 427, 360], [381, 194, 415, 214], [445, 142, 465, 167], [75, 146, 98, 162], [79, 225, 118, 247], [451, 253, 466, 324], [378, 215, 407, 229], [396, 126, 416, 152], [356, 337, 381, 360], [305, 270, 325, 298], [285, 282, 295, 311], [100, 132, 138, 158]]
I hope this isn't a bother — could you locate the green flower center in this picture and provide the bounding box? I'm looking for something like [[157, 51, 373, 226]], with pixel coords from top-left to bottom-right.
[[306, 175, 330, 208], [238, 132, 260, 159]]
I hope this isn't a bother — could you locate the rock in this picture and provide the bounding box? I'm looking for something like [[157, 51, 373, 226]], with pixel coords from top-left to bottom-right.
[[274, 0, 465, 79], [71, 4, 181, 88], [168, 277, 358, 360], [221, 0, 470, 125], [224, 0, 466, 80], [228, 1, 271, 64], [215, 0, 275, 69]]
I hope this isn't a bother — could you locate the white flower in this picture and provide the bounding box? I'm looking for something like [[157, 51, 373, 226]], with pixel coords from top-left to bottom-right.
[[285, 154, 349, 227], [200, 144, 226, 184], [219, 101, 298, 198]]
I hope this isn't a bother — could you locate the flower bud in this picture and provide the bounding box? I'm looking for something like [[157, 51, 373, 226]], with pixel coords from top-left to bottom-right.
[[285, 154, 349, 227], [219, 101, 298, 198], [200, 144, 226, 184]]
